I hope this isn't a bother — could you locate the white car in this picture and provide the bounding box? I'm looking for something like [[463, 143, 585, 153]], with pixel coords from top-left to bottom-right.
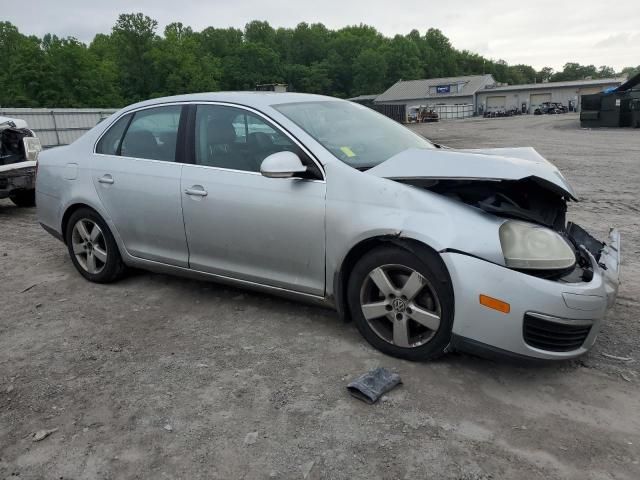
[[0, 116, 41, 206], [36, 93, 620, 361]]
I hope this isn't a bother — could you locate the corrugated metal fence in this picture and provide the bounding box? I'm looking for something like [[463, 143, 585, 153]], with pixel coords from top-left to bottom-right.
[[373, 103, 475, 122], [373, 104, 407, 123], [0, 108, 118, 148]]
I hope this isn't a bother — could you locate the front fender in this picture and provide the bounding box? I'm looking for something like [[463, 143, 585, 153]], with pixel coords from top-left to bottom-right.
[[325, 161, 506, 298]]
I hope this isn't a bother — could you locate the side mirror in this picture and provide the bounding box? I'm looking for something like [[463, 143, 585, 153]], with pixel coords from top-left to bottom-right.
[[260, 151, 307, 178]]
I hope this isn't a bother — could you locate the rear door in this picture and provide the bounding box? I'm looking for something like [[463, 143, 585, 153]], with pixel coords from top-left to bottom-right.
[[180, 103, 326, 295], [92, 104, 189, 267]]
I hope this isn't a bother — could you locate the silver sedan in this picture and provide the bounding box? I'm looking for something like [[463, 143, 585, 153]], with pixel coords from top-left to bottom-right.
[[36, 93, 620, 361]]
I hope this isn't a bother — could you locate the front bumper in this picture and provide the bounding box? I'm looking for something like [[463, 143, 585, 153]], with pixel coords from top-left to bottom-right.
[[442, 228, 621, 360], [0, 164, 36, 199]]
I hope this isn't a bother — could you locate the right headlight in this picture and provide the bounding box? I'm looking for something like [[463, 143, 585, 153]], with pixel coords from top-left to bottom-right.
[[499, 220, 576, 270]]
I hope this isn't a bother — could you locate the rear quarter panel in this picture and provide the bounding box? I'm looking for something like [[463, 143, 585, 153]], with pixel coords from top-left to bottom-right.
[[36, 121, 112, 236]]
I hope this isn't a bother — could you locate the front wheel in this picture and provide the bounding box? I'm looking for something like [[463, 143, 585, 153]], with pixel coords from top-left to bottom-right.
[[347, 246, 455, 361], [65, 208, 126, 283]]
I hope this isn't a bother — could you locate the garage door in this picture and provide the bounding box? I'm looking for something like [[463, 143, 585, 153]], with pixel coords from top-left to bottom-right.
[[486, 96, 506, 111], [530, 93, 552, 110]]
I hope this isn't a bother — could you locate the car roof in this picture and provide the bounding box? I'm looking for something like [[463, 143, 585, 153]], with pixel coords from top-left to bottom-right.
[[120, 92, 342, 113]]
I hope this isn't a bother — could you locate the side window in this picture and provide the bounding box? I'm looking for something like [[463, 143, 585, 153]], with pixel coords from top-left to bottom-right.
[[195, 104, 319, 176], [120, 106, 181, 162], [95, 114, 131, 155]]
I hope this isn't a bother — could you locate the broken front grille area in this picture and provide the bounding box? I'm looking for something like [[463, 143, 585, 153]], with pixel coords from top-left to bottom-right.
[[523, 313, 593, 352]]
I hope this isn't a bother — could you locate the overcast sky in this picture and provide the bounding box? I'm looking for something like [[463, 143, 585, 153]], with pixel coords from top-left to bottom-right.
[[5, 0, 640, 72]]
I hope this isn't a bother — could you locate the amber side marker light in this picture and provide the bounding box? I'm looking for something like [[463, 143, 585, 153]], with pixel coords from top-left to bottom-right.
[[479, 294, 511, 314]]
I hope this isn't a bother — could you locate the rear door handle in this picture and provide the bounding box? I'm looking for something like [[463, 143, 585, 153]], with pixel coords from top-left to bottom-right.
[[184, 186, 208, 197], [98, 174, 114, 184]]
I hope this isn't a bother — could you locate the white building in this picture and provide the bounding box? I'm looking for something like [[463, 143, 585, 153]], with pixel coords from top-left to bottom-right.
[[374, 75, 496, 119], [372, 75, 627, 120], [476, 78, 626, 114]]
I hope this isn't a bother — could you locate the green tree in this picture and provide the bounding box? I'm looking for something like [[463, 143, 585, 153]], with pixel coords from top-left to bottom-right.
[[150, 23, 221, 96], [423, 28, 457, 78], [487, 60, 510, 84], [353, 48, 388, 96], [597, 65, 616, 78], [385, 35, 422, 84], [326, 25, 385, 96], [111, 13, 159, 102], [507, 64, 537, 84], [0, 22, 45, 107], [284, 62, 332, 94], [620, 66, 640, 78], [3, 15, 624, 108], [244, 20, 276, 47], [537, 67, 554, 82], [222, 42, 282, 90], [199, 26, 243, 58], [551, 62, 598, 81], [288, 22, 330, 65]]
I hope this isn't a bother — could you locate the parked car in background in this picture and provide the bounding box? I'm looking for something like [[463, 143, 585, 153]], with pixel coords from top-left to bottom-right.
[[534, 102, 569, 115], [0, 116, 41, 207], [36, 93, 620, 362]]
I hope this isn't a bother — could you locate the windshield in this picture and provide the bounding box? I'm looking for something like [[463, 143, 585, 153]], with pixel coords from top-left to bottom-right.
[[273, 101, 434, 169]]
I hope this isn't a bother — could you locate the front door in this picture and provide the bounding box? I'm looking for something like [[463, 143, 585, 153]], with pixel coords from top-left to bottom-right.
[[180, 104, 326, 295], [92, 104, 189, 267]]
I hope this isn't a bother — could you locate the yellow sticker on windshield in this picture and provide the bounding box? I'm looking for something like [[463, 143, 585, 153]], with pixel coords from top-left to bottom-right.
[[340, 146, 356, 157]]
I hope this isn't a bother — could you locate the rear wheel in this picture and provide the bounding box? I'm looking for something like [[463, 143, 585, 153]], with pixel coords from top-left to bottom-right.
[[65, 208, 126, 283], [347, 245, 454, 361], [9, 189, 35, 207]]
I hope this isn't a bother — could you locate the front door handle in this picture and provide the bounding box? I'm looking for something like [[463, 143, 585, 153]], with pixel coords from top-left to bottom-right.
[[184, 186, 208, 197], [98, 174, 114, 185]]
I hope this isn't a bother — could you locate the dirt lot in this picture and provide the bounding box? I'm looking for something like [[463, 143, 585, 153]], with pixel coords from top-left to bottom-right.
[[1, 114, 639, 480]]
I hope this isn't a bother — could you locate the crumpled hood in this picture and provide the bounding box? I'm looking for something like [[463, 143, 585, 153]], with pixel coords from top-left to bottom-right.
[[367, 147, 576, 199], [0, 116, 29, 129]]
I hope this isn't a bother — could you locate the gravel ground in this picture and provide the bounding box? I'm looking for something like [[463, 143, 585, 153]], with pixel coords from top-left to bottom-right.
[[1, 114, 639, 480]]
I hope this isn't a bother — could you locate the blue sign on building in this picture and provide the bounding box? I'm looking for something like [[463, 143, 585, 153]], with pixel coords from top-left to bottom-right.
[[436, 85, 451, 94]]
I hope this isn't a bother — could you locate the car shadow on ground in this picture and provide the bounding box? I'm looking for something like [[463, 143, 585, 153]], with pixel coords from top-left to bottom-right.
[[115, 267, 571, 377], [0, 198, 579, 381]]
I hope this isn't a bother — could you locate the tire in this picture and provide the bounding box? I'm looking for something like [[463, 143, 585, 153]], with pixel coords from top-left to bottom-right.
[[65, 208, 126, 283], [9, 189, 36, 207], [347, 245, 455, 361]]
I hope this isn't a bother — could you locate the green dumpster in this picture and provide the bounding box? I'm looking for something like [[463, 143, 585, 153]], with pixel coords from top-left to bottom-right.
[[631, 98, 640, 128]]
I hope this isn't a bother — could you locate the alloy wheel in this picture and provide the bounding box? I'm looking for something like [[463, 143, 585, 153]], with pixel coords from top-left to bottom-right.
[[71, 219, 108, 275], [359, 264, 441, 348]]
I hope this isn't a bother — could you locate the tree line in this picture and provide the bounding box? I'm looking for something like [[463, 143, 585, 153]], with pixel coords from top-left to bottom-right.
[[1, 13, 638, 108]]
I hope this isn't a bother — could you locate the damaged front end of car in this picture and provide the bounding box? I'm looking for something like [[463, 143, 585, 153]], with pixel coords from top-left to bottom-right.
[[1, 116, 41, 206], [366, 145, 620, 359], [368, 146, 621, 307]]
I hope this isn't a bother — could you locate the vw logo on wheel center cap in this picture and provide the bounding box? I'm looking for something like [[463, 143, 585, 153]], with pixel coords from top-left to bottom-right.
[[392, 297, 407, 312]]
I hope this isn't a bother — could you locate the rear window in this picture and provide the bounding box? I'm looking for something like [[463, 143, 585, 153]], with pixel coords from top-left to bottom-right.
[[96, 114, 131, 155], [120, 106, 181, 162]]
